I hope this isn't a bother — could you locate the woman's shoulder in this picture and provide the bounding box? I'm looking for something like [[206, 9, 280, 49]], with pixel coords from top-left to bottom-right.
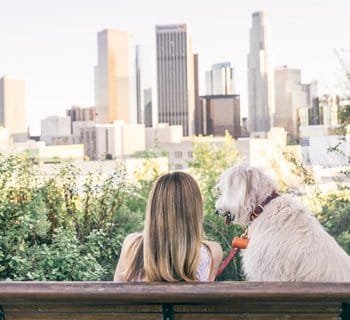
[[203, 240, 224, 269], [203, 240, 223, 259], [114, 233, 142, 282], [202, 240, 223, 281], [123, 232, 142, 248]]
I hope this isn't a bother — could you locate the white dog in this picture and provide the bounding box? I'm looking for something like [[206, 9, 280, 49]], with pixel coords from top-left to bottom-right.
[[215, 163, 350, 281]]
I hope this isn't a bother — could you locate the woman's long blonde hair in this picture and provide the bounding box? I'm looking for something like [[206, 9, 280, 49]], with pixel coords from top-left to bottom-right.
[[124, 172, 204, 281]]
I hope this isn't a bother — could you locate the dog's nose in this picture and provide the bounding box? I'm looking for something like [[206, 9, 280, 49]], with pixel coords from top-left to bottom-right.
[[215, 209, 220, 215]]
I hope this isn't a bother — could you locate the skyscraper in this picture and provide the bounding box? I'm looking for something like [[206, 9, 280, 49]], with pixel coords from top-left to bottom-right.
[[200, 95, 241, 138], [193, 53, 202, 135], [274, 66, 319, 141], [144, 88, 153, 127], [94, 29, 135, 124], [205, 62, 235, 95], [0, 76, 27, 141], [274, 66, 304, 141], [247, 11, 274, 133], [156, 24, 195, 136], [135, 45, 144, 124]]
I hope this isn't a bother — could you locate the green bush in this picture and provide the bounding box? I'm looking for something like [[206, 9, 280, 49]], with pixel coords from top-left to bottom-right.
[[0, 153, 147, 281], [313, 190, 350, 254]]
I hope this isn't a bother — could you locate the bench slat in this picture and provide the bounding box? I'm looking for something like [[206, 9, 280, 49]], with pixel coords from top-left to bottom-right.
[[1, 282, 350, 304], [0, 282, 349, 320], [5, 313, 162, 320], [173, 302, 341, 313], [174, 314, 339, 320]]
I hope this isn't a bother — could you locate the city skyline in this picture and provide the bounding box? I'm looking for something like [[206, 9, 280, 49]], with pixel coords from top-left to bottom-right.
[[0, 0, 349, 135]]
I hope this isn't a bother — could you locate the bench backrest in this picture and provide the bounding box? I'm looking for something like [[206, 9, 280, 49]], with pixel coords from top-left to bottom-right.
[[0, 281, 349, 320]]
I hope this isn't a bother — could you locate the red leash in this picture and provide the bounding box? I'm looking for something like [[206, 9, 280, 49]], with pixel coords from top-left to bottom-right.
[[215, 232, 249, 280], [215, 247, 239, 279]]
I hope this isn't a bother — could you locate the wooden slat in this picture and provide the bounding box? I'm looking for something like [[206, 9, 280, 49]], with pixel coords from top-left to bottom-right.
[[4, 304, 162, 313], [174, 314, 339, 320], [0, 282, 349, 320], [5, 313, 162, 320], [173, 302, 341, 313], [0, 282, 349, 304], [4, 302, 342, 315]]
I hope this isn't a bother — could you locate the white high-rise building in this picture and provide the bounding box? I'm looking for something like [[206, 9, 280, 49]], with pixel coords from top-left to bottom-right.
[[156, 24, 195, 136], [247, 11, 275, 133], [274, 66, 304, 140], [0, 76, 27, 141], [275, 66, 319, 140], [94, 29, 136, 124], [205, 62, 235, 95]]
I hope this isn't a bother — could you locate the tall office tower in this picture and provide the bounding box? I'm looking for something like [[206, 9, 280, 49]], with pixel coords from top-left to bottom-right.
[[205, 62, 235, 95], [193, 53, 202, 135], [144, 88, 153, 127], [274, 66, 305, 141], [302, 81, 319, 125], [319, 95, 339, 125], [156, 24, 195, 136], [94, 29, 136, 124], [247, 11, 275, 132], [199, 95, 241, 138], [0, 76, 27, 141], [135, 45, 144, 124], [275, 66, 319, 141]]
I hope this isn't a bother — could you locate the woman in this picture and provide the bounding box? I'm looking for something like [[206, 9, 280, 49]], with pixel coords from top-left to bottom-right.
[[114, 171, 223, 282]]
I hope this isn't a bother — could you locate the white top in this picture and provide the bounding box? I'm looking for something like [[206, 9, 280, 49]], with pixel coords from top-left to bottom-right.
[[196, 244, 212, 281]]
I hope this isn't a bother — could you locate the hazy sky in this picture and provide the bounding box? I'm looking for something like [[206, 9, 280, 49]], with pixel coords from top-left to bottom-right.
[[0, 0, 349, 135]]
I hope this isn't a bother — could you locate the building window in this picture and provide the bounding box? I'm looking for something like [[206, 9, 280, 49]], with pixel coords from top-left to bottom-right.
[[174, 151, 183, 158], [175, 164, 183, 170], [187, 151, 193, 158], [300, 138, 310, 147]]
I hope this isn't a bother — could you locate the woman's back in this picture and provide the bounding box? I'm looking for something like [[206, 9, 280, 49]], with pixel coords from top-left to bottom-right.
[[113, 172, 223, 282], [114, 233, 223, 282]]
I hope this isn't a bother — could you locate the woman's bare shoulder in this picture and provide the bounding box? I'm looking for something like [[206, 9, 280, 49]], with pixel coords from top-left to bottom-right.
[[114, 232, 142, 282], [124, 232, 142, 245], [203, 240, 224, 281], [204, 240, 223, 259]]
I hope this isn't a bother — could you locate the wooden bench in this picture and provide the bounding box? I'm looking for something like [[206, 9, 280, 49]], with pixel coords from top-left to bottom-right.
[[0, 282, 349, 319]]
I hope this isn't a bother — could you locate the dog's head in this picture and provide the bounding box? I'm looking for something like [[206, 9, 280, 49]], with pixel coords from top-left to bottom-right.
[[215, 163, 278, 225]]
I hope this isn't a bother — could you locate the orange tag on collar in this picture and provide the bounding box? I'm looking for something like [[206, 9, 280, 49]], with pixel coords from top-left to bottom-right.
[[232, 236, 249, 249]]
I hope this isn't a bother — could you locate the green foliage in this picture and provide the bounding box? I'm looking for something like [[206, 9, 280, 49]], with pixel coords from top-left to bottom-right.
[[282, 150, 350, 255], [313, 190, 350, 254], [282, 149, 316, 188], [190, 132, 244, 280], [0, 153, 148, 281], [190, 132, 241, 214], [2, 133, 350, 283]]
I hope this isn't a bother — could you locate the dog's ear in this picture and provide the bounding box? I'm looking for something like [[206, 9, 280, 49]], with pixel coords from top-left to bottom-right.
[[245, 167, 261, 206], [229, 164, 261, 211]]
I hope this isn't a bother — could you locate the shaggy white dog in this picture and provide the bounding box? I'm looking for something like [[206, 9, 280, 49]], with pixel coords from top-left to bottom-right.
[[215, 163, 350, 281]]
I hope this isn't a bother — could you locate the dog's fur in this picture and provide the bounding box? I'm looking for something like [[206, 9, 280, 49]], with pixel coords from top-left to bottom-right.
[[215, 163, 350, 281]]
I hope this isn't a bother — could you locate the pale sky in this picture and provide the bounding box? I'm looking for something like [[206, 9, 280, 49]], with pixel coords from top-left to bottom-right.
[[0, 0, 349, 135]]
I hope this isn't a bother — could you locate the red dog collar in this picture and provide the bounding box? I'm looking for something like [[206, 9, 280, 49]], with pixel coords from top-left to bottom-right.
[[250, 191, 280, 221]]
